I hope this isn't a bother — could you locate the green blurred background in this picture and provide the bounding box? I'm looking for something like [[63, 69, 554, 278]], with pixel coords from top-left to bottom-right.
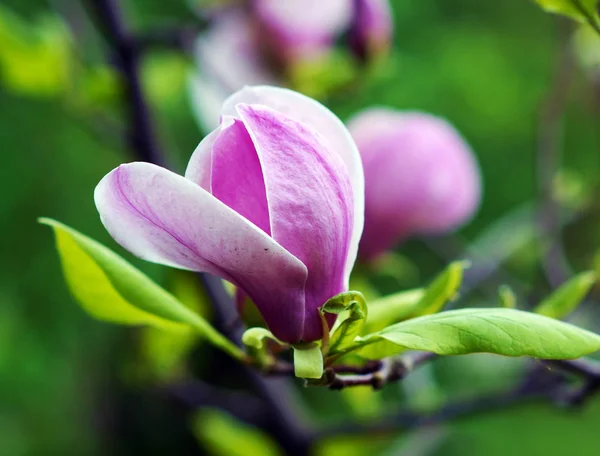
[[1, 0, 600, 455]]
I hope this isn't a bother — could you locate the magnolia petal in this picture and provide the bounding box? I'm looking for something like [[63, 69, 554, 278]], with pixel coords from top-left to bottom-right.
[[210, 117, 271, 234], [222, 86, 364, 287], [237, 104, 353, 341], [188, 72, 229, 133], [94, 162, 308, 342], [184, 120, 223, 191]]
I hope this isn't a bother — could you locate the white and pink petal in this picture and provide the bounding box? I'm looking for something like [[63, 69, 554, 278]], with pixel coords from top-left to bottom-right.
[[94, 162, 308, 342], [222, 86, 364, 288]]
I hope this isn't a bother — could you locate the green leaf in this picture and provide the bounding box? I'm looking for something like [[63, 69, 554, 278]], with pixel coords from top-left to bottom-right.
[[191, 409, 282, 456], [367, 251, 420, 285], [534, 271, 596, 319], [40, 218, 245, 361], [534, 0, 600, 34], [0, 6, 72, 96], [242, 327, 285, 367], [341, 308, 600, 360], [498, 285, 517, 309], [363, 289, 424, 334], [242, 327, 283, 350], [363, 261, 467, 334], [323, 291, 367, 353], [293, 343, 323, 379]]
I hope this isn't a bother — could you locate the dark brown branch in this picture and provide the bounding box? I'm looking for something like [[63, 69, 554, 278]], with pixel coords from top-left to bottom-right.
[[134, 24, 208, 54], [85, 0, 165, 166], [326, 352, 437, 390], [542, 358, 600, 405], [316, 360, 568, 438]]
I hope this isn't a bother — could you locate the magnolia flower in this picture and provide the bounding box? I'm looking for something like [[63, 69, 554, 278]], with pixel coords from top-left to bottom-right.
[[190, 11, 281, 132], [95, 86, 364, 344], [253, 0, 353, 62], [348, 109, 481, 262], [348, 0, 393, 61]]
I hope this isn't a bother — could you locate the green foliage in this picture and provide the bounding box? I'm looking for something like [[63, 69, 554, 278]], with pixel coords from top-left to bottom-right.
[[339, 308, 600, 360], [0, 5, 71, 96], [289, 50, 358, 99], [364, 262, 467, 333], [534, 271, 596, 318], [366, 251, 421, 286], [498, 285, 517, 308], [139, 271, 211, 380], [142, 52, 190, 108], [40, 218, 245, 361], [191, 409, 282, 456], [533, 0, 600, 33], [323, 291, 368, 353], [315, 435, 395, 456], [242, 327, 285, 368]]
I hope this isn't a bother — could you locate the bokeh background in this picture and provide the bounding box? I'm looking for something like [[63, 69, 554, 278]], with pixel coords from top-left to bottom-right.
[[2, 0, 600, 455]]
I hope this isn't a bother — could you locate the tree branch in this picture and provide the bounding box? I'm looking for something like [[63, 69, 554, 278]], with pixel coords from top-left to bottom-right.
[[85, 0, 165, 166], [326, 352, 437, 390]]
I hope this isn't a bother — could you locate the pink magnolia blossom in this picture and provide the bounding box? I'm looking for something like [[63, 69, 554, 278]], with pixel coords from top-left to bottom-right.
[[348, 109, 481, 262], [190, 11, 281, 132], [253, 0, 353, 62], [349, 0, 393, 61], [95, 86, 364, 344]]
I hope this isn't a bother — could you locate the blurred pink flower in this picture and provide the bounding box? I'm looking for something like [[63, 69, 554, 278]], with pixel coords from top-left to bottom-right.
[[95, 86, 364, 344], [190, 11, 280, 131], [349, 0, 394, 61], [348, 109, 482, 262], [253, 0, 353, 62]]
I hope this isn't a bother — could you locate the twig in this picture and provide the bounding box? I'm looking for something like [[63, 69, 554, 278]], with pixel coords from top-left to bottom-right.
[[542, 358, 600, 405], [316, 360, 567, 437], [326, 352, 437, 390]]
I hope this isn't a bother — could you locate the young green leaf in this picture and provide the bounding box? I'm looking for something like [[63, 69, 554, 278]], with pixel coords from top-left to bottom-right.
[[362, 289, 424, 334], [534, 0, 600, 34], [363, 261, 467, 334], [534, 271, 596, 319], [40, 218, 245, 361], [242, 327, 285, 367], [293, 343, 324, 379], [323, 291, 368, 353], [339, 308, 600, 360]]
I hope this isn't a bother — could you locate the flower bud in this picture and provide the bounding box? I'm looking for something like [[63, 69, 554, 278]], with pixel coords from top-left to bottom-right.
[[252, 0, 353, 63], [95, 86, 364, 344], [348, 109, 482, 262], [348, 0, 393, 62]]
